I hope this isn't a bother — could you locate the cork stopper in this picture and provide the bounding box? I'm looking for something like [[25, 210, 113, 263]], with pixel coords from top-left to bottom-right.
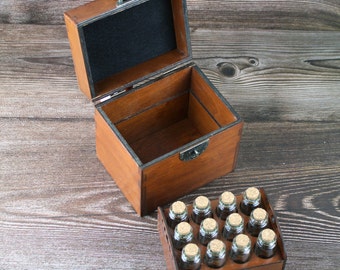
[[176, 222, 192, 236], [234, 234, 251, 249], [220, 191, 235, 205], [183, 243, 200, 258], [228, 213, 243, 227], [208, 239, 225, 253], [260, 228, 277, 243], [202, 218, 218, 232], [194, 196, 210, 209], [170, 201, 186, 215], [252, 208, 268, 222], [245, 187, 260, 201]]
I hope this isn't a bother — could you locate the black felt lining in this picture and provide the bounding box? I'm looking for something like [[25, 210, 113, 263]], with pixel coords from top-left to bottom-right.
[[82, 0, 177, 84]]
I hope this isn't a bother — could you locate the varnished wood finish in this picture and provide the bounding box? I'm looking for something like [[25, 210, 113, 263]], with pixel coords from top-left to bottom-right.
[[94, 51, 188, 98], [64, 14, 92, 99], [96, 64, 242, 215], [64, 0, 191, 99], [188, 93, 220, 135], [158, 189, 286, 270], [191, 67, 238, 125], [1, 0, 340, 268], [143, 122, 242, 214], [101, 66, 191, 123], [64, 0, 118, 25], [131, 118, 201, 163], [95, 109, 143, 215]]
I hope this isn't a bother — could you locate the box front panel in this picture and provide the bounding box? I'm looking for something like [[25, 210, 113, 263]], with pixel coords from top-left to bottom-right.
[[95, 110, 143, 215], [142, 122, 243, 214]]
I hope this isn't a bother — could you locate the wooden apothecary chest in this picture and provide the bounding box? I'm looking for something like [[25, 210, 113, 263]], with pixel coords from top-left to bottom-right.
[[64, 0, 243, 216]]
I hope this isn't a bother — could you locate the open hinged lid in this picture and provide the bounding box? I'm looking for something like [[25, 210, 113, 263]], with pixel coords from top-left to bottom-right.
[[64, 0, 192, 101]]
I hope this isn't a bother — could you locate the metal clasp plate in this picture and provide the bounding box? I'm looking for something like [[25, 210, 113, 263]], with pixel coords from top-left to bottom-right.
[[179, 139, 209, 161]]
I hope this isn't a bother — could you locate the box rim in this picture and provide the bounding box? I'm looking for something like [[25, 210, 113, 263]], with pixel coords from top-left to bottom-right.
[[96, 63, 243, 169]]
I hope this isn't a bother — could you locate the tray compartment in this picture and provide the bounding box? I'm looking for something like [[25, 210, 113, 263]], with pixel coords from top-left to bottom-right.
[[157, 188, 287, 269]]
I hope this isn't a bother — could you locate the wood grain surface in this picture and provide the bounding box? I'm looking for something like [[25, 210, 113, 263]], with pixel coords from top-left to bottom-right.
[[1, 0, 340, 30], [1, 0, 339, 269]]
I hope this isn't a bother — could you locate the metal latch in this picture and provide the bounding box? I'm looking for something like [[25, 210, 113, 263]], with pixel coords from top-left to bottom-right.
[[179, 139, 209, 161]]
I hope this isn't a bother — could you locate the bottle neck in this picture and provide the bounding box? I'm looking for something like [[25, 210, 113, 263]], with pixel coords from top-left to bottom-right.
[[232, 234, 251, 254], [257, 229, 277, 249], [226, 213, 244, 230], [225, 221, 243, 233], [181, 244, 201, 263], [257, 237, 277, 249], [249, 216, 268, 227], [206, 240, 226, 258], [249, 208, 268, 227], [169, 210, 187, 221], [200, 226, 218, 238], [193, 204, 211, 216], [193, 196, 211, 215], [200, 218, 218, 237], [243, 187, 261, 205], [174, 227, 193, 242], [218, 200, 236, 211], [169, 201, 187, 221], [242, 196, 261, 207], [232, 241, 251, 254]]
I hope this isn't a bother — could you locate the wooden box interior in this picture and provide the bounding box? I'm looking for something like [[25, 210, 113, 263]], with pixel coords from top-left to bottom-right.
[[100, 65, 238, 164], [157, 188, 287, 270]]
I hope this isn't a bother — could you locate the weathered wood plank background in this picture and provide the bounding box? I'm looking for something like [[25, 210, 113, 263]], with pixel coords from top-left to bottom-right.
[[1, 0, 339, 269]]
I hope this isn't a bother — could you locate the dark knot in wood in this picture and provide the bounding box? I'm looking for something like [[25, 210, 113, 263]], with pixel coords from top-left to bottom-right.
[[217, 62, 239, 78]]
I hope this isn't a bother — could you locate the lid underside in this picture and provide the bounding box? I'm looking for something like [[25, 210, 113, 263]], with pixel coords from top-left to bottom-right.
[[78, 0, 192, 100]]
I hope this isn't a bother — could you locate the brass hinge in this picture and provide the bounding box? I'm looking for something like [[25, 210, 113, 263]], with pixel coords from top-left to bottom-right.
[[94, 89, 126, 106]]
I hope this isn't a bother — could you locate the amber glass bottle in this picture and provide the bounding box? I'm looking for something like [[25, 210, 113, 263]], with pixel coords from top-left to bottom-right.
[[173, 222, 194, 250], [230, 234, 252, 263], [223, 213, 244, 241], [240, 187, 262, 215], [192, 196, 213, 224], [168, 201, 188, 229], [216, 191, 237, 220], [247, 208, 269, 236], [255, 228, 277, 258], [180, 243, 201, 270], [198, 218, 219, 246], [205, 239, 227, 268]]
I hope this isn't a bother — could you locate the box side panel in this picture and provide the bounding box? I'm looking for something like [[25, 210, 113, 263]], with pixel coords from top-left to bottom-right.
[[143, 122, 243, 214], [191, 66, 239, 125], [188, 93, 220, 134], [95, 110, 143, 215], [64, 14, 92, 99]]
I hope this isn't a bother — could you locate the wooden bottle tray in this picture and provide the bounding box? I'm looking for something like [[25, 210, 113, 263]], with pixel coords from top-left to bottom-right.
[[157, 188, 287, 269]]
